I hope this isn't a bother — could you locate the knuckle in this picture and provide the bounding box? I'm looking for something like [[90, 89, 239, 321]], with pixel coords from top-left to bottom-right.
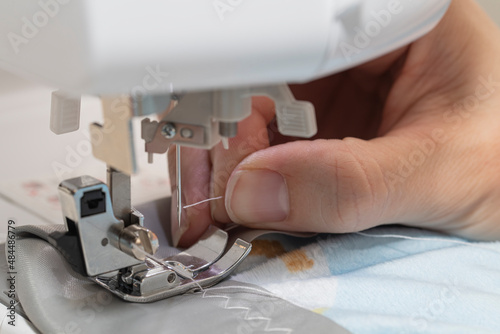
[[318, 139, 388, 232]]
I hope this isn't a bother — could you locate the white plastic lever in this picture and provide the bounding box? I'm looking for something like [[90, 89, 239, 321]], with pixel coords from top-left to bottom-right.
[[50, 90, 81, 135]]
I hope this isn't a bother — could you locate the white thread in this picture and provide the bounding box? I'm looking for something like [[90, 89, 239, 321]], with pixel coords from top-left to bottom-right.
[[198, 285, 292, 333], [187, 276, 205, 293], [355, 232, 500, 255], [183, 196, 224, 209]]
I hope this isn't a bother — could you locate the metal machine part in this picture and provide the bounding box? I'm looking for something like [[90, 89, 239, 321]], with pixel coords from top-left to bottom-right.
[[55, 176, 150, 276], [107, 167, 133, 227], [119, 224, 159, 260], [54, 175, 257, 303], [93, 228, 252, 303], [141, 84, 317, 162], [79, 84, 316, 173]]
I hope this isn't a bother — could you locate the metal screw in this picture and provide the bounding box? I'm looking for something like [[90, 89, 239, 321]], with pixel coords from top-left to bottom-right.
[[119, 225, 159, 260], [161, 123, 177, 139], [219, 121, 238, 138], [167, 273, 176, 284]]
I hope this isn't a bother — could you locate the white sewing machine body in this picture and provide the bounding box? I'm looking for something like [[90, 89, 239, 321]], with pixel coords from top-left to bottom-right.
[[0, 0, 450, 95]]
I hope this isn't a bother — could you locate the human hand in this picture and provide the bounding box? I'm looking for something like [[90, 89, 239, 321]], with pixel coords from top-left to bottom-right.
[[169, 0, 500, 247]]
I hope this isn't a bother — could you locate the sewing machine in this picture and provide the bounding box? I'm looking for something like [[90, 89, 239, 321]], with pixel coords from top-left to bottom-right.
[[0, 0, 451, 302]]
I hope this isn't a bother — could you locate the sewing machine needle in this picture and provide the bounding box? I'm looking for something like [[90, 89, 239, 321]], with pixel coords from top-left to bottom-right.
[[176, 144, 182, 229]]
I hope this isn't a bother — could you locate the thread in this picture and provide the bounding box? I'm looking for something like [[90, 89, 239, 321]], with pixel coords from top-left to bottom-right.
[[183, 196, 224, 209], [355, 232, 500, 255], [198, 285, 292, 333]]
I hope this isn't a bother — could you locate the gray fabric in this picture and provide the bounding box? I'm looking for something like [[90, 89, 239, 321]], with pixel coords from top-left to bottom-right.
[[15, 224, 67, 240], [7, 225, 349, 334], [0, 241, 29, 320]]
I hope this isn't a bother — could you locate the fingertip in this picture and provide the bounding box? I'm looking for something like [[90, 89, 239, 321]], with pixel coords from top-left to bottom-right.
[[225, 169, 289, 225], [251, 96, 276, 124]]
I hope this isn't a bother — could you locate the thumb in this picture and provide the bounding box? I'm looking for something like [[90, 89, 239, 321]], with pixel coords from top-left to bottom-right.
[[224, 136, 423, 233]]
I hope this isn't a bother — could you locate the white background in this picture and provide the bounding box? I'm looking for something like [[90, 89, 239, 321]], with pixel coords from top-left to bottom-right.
[[477, 0, 500, 26]]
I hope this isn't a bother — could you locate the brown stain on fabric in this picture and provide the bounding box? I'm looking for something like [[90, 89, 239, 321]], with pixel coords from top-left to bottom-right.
[[281, 250, 314, 273], [250, 240, 314, 273], [250, 240, 286, 258]]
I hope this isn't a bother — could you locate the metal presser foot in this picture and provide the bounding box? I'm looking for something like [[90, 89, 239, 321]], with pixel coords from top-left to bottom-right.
[[52, 174, 253, 303]]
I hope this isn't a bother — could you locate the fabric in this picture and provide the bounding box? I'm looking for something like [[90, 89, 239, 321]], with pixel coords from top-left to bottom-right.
[[4, 217, 500, 333], [232, 226, 500, 334], [5, 225, 347, 334]]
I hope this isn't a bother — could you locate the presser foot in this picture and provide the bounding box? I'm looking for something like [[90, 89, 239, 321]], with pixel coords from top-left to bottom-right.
[[54, 175, 252, 303], [92, 225, 251, 303]]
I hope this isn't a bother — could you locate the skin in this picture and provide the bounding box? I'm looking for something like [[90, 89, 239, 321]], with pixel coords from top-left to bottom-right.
[[169, 0, 500, 247]]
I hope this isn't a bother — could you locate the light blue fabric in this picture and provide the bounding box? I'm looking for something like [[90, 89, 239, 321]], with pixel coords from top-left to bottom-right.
[[233, 226, 500, 334]]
